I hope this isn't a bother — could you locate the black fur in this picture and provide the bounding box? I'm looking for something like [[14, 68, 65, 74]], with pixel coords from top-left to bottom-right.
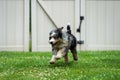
[[66, 25, 77, 49]]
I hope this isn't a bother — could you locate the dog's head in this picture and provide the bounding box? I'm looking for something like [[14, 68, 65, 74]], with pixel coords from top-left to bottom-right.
[[49, 27, 63, 45]]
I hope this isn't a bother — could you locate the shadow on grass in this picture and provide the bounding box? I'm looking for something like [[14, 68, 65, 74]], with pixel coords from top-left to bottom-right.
[[48, 61, 78, 68]]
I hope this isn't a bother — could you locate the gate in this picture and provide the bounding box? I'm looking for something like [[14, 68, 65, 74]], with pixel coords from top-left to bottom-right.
[[31, 0, 80, 51]]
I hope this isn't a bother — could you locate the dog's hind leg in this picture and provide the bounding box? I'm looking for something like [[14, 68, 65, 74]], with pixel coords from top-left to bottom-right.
[[64, 53, 68, 63], [70, 48, 78, 61]]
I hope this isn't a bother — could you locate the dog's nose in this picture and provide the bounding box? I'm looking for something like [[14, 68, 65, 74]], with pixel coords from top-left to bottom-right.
[[50, 42, 53, 44]]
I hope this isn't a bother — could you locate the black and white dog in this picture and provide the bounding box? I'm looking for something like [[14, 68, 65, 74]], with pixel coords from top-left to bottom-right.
[[49, 24, 78, 64]]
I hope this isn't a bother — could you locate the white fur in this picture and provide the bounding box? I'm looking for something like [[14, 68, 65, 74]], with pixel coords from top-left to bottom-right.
[[55, 50, 65, 59], [56, 52, 62, 59], [50, 55, 56, 62], [49, 37, 55, 43], [51, 32, 56, 36]]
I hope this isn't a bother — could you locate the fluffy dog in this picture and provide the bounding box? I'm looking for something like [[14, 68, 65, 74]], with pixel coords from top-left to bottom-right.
[[49, 25, 78, 64]]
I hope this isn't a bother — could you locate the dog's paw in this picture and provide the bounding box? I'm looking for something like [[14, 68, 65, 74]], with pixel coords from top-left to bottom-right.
[[73, 55, 78, 61], [74, 56, 78, 61], [49, 61, 55, 64], [73, 54, 78, 61], [74, 58, 78, 61], [55, 56, 61, 60]]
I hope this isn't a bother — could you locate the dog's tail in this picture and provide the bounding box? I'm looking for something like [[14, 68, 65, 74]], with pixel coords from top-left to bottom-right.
[[67, 23, 71, 34]]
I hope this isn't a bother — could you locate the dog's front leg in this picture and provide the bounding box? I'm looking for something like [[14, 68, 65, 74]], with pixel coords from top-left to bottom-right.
[[50, 55, 56, 64], [50, 49, 57, 64]]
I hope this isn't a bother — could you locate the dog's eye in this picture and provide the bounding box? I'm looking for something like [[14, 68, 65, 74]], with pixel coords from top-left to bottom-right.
[[49, 37, 52, 40]]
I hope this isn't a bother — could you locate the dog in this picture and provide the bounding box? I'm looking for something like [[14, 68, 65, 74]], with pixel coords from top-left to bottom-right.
[[49, 24, 78, 64]]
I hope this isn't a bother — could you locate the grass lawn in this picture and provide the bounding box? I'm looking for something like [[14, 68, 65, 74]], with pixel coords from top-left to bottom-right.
[[0, 51, 120, 80]]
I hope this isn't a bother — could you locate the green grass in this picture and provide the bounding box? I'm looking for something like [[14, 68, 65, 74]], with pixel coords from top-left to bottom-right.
[[0, 51, 120, 80]]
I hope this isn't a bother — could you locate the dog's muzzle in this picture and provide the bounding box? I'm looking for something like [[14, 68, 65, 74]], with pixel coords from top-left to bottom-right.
[[49, 37, 55, 45], [50, 42, 53, 45]]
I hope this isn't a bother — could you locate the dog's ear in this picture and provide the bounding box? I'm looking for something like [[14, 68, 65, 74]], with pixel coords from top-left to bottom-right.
[[58, 27, 63, 31], [56, 27, 63, 38], [60, 27, 63, 30]]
